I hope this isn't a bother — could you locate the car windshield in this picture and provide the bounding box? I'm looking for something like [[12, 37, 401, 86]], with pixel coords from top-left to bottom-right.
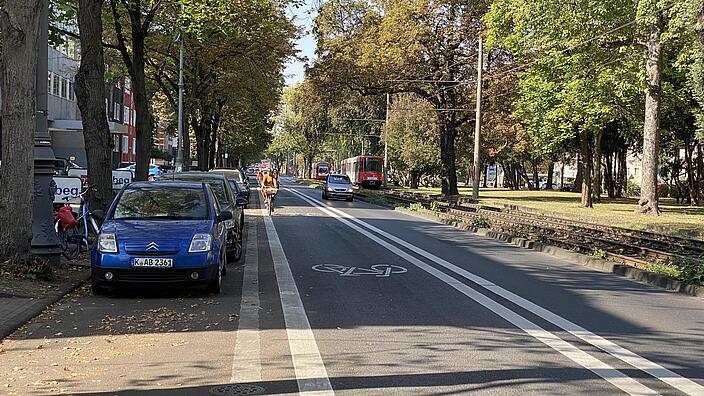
[[329, 175, 351, 184], [113, 187, 208, 220], [365, 158, 382, 172]]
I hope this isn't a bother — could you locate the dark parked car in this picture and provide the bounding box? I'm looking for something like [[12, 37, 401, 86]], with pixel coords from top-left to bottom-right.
[[163, 172, 245, 262], [210, 168, 250, 201], [323, 174, 354, 201], [91, 181, 230, 294]]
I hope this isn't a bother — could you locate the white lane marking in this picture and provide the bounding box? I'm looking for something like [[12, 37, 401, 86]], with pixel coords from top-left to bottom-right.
[[289, 186, 704, 396], [231, 222, 262, 382], [262, 193, 334, 395], [285, 187, 658, 396]]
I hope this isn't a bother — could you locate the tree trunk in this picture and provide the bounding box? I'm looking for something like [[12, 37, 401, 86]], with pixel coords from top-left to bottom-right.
[[131, 35, 153, 181], [75, 0, 113, 213], [637, 20, 663, 215], [0, 1, 41, 263], [605, 153, 615, 198], [592, 129, 602, 202], [579, 130, 593, 208], [617, 148, 627, 198], [546, 162, 554, 190], [575, 154, 583, 193], [438, 115, 459, 197], [410, 171, 420, 189], [531, 160, 539, 190]]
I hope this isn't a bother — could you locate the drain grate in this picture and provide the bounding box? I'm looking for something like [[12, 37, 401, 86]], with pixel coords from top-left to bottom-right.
[[209, 384, 266, 396]]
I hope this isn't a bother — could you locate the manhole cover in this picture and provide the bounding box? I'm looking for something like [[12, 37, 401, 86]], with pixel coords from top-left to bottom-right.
[[209, 384, 266, 396]]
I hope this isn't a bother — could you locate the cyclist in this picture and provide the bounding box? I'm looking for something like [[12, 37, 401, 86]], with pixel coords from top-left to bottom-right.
[[261, 170, 279, 213]]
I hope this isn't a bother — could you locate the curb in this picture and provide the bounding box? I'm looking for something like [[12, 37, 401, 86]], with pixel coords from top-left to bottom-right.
[[0, 272, 90, 339], [396, 207, 704, 299]]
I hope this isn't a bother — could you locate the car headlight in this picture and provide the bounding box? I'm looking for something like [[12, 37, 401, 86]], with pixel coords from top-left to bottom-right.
[[347, 188, 353, 193], [98, 233, 117, 253], [327, 187, 334, 191], [189, 234, 212, 252], [224, 219, 235, 229]]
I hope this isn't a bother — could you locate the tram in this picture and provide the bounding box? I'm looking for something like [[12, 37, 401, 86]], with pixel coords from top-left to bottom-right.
[[312, 161, 331, 180], [340, 155, 384, 189]]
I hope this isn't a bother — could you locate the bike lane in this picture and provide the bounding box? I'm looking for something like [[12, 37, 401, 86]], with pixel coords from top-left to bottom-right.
[[269, 183, 622, 395]]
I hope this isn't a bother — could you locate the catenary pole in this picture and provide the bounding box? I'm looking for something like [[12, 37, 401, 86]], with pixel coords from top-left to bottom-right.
[[384, 93, 389, 187], [472, 37, 483, 200]]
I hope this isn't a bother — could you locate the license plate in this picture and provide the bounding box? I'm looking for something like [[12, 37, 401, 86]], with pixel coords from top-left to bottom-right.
[[367, 177, 378, 180], [132, 257, 173, 268]]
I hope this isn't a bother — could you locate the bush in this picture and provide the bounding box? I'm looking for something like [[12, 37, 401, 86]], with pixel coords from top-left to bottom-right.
[[409, 202, 423, 212], [626, 180, 640, 197], [470, 214, 491, 228], [645, 262, 681, 279], [592, 248, 607, 259], [673, 257, 704, 285], [430, 201, 440, 212]]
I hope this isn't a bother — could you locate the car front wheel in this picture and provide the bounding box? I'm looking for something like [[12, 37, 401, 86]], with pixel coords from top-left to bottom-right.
[[228, 230, 243, 263]]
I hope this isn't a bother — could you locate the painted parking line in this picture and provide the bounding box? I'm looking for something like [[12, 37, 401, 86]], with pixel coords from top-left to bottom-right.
[[285, 186, 661, 396], [287, 187, 704, 396], [262, 190, 334, 395], [231, 221, 262, 383]]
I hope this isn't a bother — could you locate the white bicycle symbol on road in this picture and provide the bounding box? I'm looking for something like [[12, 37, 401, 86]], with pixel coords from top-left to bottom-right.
[[312, 264, 408, 277]]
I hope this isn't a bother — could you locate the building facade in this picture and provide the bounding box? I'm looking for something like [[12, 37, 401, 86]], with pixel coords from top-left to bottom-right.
[[47, 35, 133, 169]]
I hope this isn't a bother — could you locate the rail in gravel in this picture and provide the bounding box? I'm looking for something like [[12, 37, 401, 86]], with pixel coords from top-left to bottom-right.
[[374, 190, 703, 267]]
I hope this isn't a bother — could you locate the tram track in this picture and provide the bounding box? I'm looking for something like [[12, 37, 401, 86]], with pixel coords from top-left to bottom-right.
[[360, 190, 704, 270]]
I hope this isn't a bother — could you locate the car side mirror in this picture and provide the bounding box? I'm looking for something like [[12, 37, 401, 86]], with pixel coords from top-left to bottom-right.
[[92, 210, 105, 221], [217, 211, 233, 222], [236, 197, 248, 207]]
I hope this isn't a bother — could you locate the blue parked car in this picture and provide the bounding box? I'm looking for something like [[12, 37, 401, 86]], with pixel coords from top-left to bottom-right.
[[117, 163, 163, 179], [91, 181, 231, 295]]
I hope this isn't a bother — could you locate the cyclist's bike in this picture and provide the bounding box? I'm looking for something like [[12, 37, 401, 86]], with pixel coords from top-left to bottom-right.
[[53, 187, 102, 259], [263, 188, 278, 216]]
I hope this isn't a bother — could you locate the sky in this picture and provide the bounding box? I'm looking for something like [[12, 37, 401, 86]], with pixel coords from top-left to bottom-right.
[[284, 2, 318, 86]]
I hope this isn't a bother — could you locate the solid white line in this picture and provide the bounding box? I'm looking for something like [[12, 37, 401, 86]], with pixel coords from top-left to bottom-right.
[[288, 186, 704, 396], [262, 194, 334, 395], [285, 186, 658, 396], [231, 222, 262, 382]]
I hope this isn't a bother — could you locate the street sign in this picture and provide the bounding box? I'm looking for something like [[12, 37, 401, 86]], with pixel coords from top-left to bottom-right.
[[52, 176, 83, 204], [67, 168, 133, 190], [112, 170, 132, 189]]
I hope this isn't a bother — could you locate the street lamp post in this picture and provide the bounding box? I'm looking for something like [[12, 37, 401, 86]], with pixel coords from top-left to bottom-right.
[[31, 0, 61, 264], [175, 25, 185, 172]]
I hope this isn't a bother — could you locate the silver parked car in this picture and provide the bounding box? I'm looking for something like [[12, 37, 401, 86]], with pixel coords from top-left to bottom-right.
[[323, 174, 354, 201]]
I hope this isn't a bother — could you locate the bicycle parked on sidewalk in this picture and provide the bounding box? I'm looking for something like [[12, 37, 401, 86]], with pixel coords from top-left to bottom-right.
[[53, 186, 103, 259]]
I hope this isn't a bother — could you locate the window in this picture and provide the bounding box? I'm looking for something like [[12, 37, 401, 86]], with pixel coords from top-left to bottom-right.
[[121, 136, 128, 154], [68, 81, 74, 101], [52, 74, 60, 96], [47, 72, 52, 95], [123, 106, 129, 125], [125, 78, 131, 91], [60, 76, 68, 99], [113, 102, 120, 120], [132, 138, 136, 155]]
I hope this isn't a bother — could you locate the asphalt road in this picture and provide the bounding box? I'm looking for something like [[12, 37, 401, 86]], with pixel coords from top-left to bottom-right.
[[1, 177, 703, 395]]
